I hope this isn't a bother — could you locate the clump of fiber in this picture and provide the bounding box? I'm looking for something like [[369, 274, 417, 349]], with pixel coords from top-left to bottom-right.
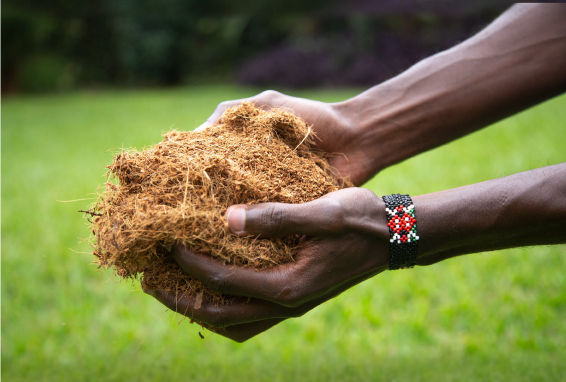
[[85, 102, 351, 305]]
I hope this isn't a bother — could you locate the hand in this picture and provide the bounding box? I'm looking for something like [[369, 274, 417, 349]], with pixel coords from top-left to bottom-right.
[[196, 90, 378, 186], [144, 188, 390, 342]]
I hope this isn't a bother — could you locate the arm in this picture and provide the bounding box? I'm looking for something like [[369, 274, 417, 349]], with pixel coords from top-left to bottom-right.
[[339, 3, 566, 174], [416, 163, 566, 266], [198, 4, 566, 185], [147, 163, 566, 341]]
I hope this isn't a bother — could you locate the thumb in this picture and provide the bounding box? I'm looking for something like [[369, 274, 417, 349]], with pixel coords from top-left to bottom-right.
[[225, 199, 345, 238]]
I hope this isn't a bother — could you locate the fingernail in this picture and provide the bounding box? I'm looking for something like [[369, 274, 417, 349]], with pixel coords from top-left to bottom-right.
[[226, 205, 246, 233]]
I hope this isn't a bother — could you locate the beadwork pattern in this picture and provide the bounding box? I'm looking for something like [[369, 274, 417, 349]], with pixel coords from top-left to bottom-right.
[[383, 193, 419, 270]]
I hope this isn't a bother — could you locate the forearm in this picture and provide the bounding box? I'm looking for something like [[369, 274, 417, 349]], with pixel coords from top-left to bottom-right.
[[413, 163, 566, 266], [337, 4, 566, 173]]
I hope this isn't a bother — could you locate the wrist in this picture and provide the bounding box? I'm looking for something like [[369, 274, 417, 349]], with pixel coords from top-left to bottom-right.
[[411, 194, 447, 266], [332, 94, 394, 175], [412, 190, 481, 266], [335, 77, 439, 173]]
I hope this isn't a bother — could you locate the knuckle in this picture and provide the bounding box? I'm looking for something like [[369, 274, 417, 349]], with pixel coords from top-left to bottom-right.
[[260, 205, 285, 233], [207, 313, 228, 328], [288, 307, 307, 318], [272, 279, 304, 307], [280, 294, 303, 308], [259, 90, 281, 101]]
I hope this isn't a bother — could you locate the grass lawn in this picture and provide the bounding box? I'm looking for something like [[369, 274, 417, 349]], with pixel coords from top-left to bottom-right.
[[2, 85, 566, 381]]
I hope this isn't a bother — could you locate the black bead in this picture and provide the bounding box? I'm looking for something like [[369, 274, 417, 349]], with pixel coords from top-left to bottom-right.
[[383, 193, 418, 270]]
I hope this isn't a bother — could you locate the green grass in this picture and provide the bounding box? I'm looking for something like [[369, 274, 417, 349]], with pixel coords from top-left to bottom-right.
[[2, 85, 566, 382]]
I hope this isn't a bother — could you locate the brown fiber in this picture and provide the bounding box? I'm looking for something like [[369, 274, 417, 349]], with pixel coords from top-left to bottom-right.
[[85, 102, 351, 305]]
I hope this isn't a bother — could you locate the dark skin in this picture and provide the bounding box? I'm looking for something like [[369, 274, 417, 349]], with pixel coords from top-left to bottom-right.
[[146, 4, 566, 342]]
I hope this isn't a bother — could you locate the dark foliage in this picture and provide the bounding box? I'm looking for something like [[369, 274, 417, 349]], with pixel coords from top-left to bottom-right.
[[2, 0, 509, 93]]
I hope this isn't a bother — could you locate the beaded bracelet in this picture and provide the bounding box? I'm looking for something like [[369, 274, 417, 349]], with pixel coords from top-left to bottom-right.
[[382, 193, 419, 270]]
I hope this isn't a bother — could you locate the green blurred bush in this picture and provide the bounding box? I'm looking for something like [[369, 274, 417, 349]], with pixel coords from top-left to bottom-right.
[[18, 54, 75, 92]]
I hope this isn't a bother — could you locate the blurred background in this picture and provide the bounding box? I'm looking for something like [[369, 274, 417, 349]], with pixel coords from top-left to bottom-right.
[[4, 2, 566, 382], [3, 0, 509, 94]]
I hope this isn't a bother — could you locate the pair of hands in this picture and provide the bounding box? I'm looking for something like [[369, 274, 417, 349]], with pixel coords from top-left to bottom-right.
[[145, 91, 389, 342]]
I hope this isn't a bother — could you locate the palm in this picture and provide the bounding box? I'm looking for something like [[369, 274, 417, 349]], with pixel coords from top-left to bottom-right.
[[271, 99, 373, 186], [203, 91, 376, 185]]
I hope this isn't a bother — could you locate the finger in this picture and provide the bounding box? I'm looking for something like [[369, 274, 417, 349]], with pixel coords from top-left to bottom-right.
[[194, 90, 284, 131], [194, 100, 242, 131], [170, 243, 369, 308], [217, 318, 285, 343], [145, 249, 377, 328], [170, 245, 296, 304], [146, 286, 300, 327], [227, 188, 386, 238], [225, 197, 346, 238]]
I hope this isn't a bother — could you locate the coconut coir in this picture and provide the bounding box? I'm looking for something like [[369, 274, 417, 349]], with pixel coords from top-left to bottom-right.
[[86, 102, 351, 306]]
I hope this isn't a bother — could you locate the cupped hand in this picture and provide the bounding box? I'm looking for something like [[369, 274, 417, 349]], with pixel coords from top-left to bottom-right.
[[145, 188, 390, 342], [196, 90, 377, 186]]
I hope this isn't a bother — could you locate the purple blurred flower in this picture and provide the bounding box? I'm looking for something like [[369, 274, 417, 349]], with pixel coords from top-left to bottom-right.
[[236, 47, 335, 88]]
